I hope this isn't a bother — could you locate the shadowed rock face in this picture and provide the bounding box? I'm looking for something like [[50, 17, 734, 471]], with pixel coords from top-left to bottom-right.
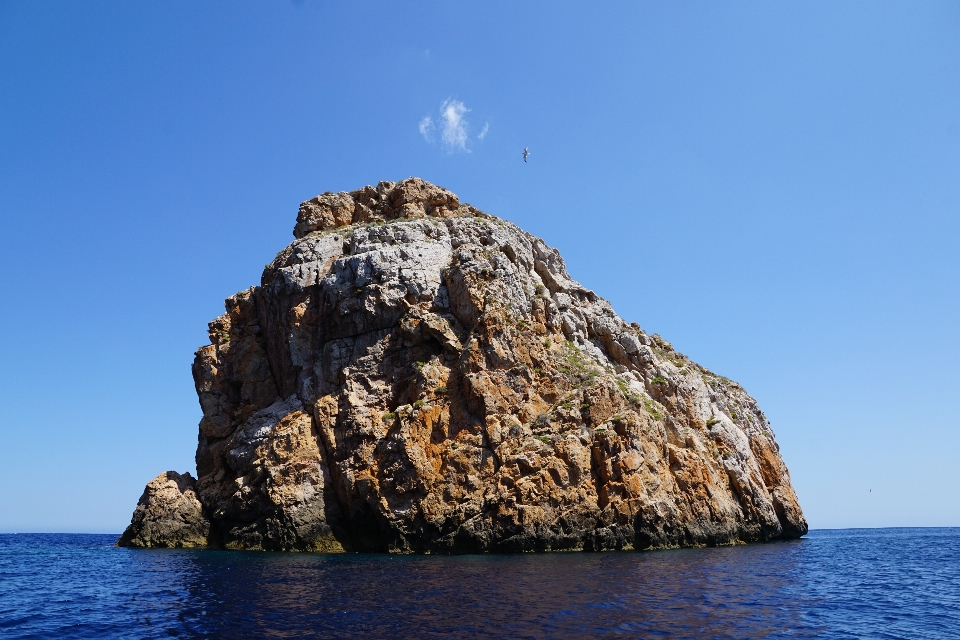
[[119, 177, 807, 552], [117, 472, 210, 548]]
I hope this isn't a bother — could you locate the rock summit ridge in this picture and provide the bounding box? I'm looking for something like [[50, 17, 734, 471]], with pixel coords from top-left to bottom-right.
[[120, 177, 807, 552]]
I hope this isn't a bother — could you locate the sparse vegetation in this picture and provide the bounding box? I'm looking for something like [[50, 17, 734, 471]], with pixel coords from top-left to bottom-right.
[[413, 399, 425, 409], [652, 376, 667, 386], [706, 417, 720, 427], [644, 399, 663, 420], [381, 412, 397, 423], [557, 342, 599, 385], [614, 377, 642, 405], [434, 385, 447, 395]]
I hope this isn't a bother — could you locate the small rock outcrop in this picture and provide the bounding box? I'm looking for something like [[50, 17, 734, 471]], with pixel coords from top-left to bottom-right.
[[117, 471, 210, 548], [119, 178, 807, 552]]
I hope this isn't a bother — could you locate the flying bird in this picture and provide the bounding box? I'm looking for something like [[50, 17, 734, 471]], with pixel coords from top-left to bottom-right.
[[522, 147, 530, 163]]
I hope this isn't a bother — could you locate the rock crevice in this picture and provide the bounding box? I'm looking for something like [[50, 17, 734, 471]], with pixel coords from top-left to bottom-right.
[[119, 177, 807, 552]]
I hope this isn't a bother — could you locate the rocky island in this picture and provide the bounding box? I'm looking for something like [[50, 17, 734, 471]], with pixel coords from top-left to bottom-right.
[[119, 178, 807, 553]]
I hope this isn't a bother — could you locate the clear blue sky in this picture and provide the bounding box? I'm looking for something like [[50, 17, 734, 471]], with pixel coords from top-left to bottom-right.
[[1, 1, 958, 533]]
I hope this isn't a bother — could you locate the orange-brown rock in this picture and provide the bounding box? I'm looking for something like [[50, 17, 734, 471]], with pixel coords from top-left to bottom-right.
[[119, 178, 807, 552]]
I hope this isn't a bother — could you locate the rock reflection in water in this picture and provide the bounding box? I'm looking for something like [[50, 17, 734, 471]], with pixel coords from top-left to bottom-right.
[[167, 541, 811, 638]]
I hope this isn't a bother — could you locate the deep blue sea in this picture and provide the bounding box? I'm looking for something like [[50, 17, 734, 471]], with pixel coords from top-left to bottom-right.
[[1, 528, 958, 639]]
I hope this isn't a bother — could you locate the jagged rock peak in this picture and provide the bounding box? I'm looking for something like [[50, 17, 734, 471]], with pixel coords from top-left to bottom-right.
[[120, 178, 807, 553], [293, 177, 484, 238]]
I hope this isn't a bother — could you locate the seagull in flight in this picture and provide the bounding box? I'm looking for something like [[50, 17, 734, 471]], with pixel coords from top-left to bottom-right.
[[522, 147, 530, 163]]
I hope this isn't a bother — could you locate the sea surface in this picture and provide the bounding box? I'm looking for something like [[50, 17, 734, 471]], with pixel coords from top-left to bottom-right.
[[0, 528, 958, 639]]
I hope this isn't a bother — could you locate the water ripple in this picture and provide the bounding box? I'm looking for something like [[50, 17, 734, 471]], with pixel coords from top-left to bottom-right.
[[0, 529, 958, 638]]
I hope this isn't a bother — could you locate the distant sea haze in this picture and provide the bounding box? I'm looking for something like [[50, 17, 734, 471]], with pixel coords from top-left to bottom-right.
[[1, 528, 957, 638]]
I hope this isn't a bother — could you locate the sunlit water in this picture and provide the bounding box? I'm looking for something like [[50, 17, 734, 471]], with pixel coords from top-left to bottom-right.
[[1, 528, 958, 639]]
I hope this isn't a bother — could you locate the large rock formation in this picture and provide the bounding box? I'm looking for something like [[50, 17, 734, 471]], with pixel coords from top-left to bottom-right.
[[119, 178, 807, 552]]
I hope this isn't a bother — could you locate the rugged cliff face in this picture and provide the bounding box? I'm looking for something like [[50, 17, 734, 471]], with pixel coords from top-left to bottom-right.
[[119, 178, 807, 552]]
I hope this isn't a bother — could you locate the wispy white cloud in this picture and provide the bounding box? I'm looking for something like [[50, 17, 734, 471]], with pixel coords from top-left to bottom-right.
[[418, 116, 434, 142], [439, 99, 469, 152], [420, 99, 486, 153]]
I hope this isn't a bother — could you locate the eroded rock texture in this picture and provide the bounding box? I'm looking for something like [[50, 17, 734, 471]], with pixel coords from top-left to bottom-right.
[[119, 178, 807, 552], [117, 471, 210, 548]]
